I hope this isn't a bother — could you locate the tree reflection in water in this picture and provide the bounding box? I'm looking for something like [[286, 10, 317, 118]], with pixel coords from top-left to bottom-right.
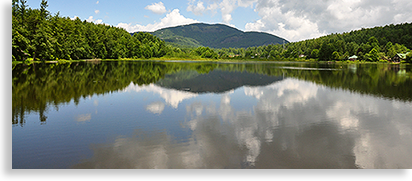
[[12, 61, 412, 168]]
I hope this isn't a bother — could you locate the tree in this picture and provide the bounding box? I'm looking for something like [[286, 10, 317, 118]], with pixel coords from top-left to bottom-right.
[[18, 0, 28, 22], [40, 0, 49, 19], [245, 48, 253, 58], [311, 49, 319, 58], [12, 0, 20, 17], [405, 52, 412, 63], [11, 2, 412, 62], [12, 1, 174, 61], [385, 42, 393, 53], [366, 48, 380, 62], [269, 50, 280, 59], [346, 42, 359, 56], [387, 46, 397, 58], [319, 43, 333, 60], [12, 15, 30, 61], [332, 51, 340, 60], [368, 36, 379, 47]]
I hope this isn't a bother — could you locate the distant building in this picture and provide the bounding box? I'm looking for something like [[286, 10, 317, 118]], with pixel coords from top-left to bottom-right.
[[348, 55, 358, 61], [299, 54, 306, 58], [228, 54, 240, 58], [392, 52, 410, 62]]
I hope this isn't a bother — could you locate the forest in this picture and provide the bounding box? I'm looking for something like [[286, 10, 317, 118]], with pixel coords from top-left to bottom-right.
[[147, 23, 288, 49], [252, 23, 412, 62], [12, 0, 412, 63], [12, 0, 170, 62]]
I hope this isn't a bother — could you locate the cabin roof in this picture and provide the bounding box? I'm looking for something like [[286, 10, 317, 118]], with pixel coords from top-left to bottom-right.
[[348, 55, 358, 59], [396, 52, 410, 59]]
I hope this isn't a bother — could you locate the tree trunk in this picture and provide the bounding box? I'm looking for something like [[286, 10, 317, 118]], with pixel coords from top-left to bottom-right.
[[32, 51, 36, 61]]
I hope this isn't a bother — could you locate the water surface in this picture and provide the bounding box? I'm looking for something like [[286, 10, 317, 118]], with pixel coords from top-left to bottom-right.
[[12, 61, 412, 168]]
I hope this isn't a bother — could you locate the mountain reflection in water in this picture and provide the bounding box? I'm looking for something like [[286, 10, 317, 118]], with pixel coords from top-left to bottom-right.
[[12, 61, 412, 169], [156, 70, 284, 93]]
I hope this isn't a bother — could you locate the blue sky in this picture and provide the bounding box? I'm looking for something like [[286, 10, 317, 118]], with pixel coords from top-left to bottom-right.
[[24, 0, 412, 42]]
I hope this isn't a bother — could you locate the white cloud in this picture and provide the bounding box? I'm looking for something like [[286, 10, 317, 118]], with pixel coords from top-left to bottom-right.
[[237, 0, 257, 7], [244, 0, 326, 42], [219, 0, 237, 23], [122, 82, 197, 108], [186, 0, 258, 24], [86, 16, 103, 24], [206, 3, 219, 12], [187, 1, 206, 15], [187, 0, 220, 16], [75, 113, 91, 122], [117, 9, 199, 32], [146, 102, 166, 114], [145, 2, 167, 14], [245, 19, 264, 30], [94, 10, 100, 14], [96, 1, 99, 4], [70, 16, 79, 20], [244, 0, 412, 42], [177, 0, 412, 41], [119, 0, 365, 41], [73, 76, 412, 168]]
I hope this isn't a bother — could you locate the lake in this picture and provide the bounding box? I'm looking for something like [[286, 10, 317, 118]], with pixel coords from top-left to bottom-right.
[[12, 60, 412, 169]]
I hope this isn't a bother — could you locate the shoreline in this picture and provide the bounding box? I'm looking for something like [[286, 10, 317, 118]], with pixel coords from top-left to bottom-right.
[[11, 58, 408, 65]]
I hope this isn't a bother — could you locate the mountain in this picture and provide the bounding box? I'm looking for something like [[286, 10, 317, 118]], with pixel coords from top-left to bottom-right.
[[132, 23, 289, 49]]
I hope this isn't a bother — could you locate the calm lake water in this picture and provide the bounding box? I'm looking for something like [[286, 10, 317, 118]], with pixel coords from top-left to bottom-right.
[[12, 60, 412, 169]]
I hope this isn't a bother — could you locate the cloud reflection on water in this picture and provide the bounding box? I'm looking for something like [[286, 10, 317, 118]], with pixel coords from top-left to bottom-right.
[[73, 78, 412, 169]]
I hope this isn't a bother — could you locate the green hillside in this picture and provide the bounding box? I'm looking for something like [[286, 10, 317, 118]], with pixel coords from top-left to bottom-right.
[[132, 23, 289, 49], [227, 22, 412, 62]]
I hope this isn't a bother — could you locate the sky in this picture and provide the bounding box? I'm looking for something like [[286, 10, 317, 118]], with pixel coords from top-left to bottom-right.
[[24, 0, 412, 42]]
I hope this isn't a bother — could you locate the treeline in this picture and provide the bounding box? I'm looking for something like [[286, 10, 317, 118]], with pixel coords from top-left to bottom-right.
[[160, 22, 412, 62], [214, 23, 412, 62], [12, 0, 169, 61], [283, 23, 412, 62], [12, 0, 412, 62]]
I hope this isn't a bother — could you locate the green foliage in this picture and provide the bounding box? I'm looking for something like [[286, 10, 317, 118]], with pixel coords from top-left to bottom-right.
[[232, 22, 412, 62], [311, 49, 319, 58], [366, 48, 380, 62], [12, 1, 168, 61], [405, 52, 412, 63], [147, 23, 288, 49], [319, 43, 333, 60], [11, 1, 412, 63], [193, 47, 218, 59], [332, 51, 340, 60]]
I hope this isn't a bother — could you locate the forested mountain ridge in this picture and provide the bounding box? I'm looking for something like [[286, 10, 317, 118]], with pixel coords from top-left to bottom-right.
[[132, 23, 289, 49]]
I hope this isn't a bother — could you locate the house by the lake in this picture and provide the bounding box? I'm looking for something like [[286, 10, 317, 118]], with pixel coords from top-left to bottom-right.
[[392, 52, 410, 62], [348, 55, 358, 61]]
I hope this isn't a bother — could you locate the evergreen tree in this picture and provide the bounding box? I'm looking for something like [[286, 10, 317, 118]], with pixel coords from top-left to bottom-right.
[[405, 52, 412, 63], [12, 0, 170, 61], [332, 51, 340, 60], [319, 43, 333, 60], [366, 48, 380, 62], [311, 49, 319, 58]]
